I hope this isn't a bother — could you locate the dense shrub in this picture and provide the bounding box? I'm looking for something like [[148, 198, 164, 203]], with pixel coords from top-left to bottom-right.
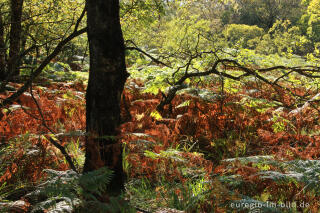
[[254, 20, 313, 55], [224, 24, 264, 48]]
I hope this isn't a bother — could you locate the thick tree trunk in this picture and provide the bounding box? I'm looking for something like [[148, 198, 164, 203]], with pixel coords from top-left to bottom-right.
[[84, 0, 129, 195], [8, 0, 23, 77], [0, 7, 6, 81]]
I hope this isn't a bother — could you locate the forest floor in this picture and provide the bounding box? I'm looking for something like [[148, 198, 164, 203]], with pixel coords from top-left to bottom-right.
[[1, 68, 320, 212]]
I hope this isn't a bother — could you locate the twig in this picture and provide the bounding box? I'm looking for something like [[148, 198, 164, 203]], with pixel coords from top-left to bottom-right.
[[156, 57, 320, 112], [0, 27, 87, 108], [29, 84, 78, 173], [125, 40, 172, 68]]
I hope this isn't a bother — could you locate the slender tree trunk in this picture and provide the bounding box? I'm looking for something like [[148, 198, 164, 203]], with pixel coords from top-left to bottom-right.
[[0, 6, 6, 81], [84, 0, 129, 195], [8, 0, 23, 77]]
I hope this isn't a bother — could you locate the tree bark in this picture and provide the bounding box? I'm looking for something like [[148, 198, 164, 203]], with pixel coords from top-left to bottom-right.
[[8, 0, 24, 77], [0, 6, 6, 81], [84, 0, 129, 195]]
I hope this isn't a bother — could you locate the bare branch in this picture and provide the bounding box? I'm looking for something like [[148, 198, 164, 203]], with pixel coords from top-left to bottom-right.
[[0, 27, 87, 108], [74, 6, 86, 32], [125, 40, 172, 68], [29, 84, 78, 173], [156, 56, 320, 112]]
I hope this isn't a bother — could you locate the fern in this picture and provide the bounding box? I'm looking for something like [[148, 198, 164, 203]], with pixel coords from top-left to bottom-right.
[[31, 197, 81, 213], [178, 87, 222, 103], [222, 155, 275, 164], [276, 160, 320, 195], [78, 167, 113, 200], [25, 167, 135, 213], [254, 159, 320, 195], [220, 156, 320, 212], [258, 171, 301, 184], [223, 156, 320, 192]]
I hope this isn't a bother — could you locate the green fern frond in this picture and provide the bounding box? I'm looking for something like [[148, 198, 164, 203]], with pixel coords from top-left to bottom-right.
[[26, 167, 131, 213], [222, 156, 320, 195], [78, 167, 113, 199]]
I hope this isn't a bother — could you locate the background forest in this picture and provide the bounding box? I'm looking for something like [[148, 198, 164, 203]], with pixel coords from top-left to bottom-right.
[[1, 0, 320, 212]]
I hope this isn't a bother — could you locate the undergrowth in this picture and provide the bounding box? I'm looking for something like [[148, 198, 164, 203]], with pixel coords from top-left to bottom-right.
[[1, 59, 320, 212]]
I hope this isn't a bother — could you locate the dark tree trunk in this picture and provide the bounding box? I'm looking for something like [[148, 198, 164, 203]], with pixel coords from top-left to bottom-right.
[[0, 7, 6, 81], [84, 0, 129, 195], [8, 0, 23, 77]]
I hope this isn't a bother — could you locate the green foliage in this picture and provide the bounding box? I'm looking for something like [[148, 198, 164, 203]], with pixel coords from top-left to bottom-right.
[[227, 0, 304, 29], [224, 24, 264, 48], [79, 167, 113, 200], [307, 14, 320, 42], [254, 20, 313, 55], [126, 178, 158, 211], [4, 0, 320, 212], [240, 96, 280, 113], [298, 0, 320, 44], [157, 15, 212, 54], [121, 0, 165, 53], [0, 133, 51, 186], [144, 149, 186, 163], [163, 178, 211, 211], [281, 160, 320, 195], [26, 168, 135, 213], [25, 0, 86, 58], [28, 169, 80, 213], [253, 34, 277, 55], [221, 156, 320, 210], [178, 87, 223, 102], [126, 177, 214, 212], [270, 113, 294, 133]]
